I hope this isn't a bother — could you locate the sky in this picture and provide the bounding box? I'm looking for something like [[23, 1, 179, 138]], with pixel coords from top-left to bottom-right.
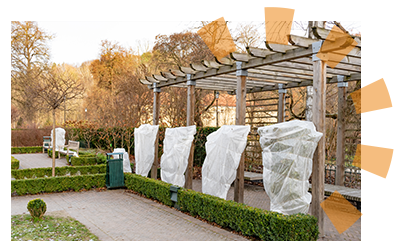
[[37, 20, 361, 66]]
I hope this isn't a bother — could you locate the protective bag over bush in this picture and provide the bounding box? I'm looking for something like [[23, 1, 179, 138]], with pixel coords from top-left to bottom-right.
[[50, 127, 66, 151], [202, 125, 250, 199], [113, 148, 131, 173], [134, 124, 159, 177], [258, 120, 322, 215], [160, 125, 196, 187]]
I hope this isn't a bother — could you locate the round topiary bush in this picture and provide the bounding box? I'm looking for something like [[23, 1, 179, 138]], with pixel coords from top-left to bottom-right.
[[27, 198, 47, 221]]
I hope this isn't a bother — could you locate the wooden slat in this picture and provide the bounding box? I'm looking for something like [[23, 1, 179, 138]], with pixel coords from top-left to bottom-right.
[[230, 52, 252, 62], [161, 71, 176, 79], [170, 69, 186, 77], [202, 59, 222, 69], [190, 63, 208, 72], [246, 46, 275, 58], [265, 42, 299, 53], [139, 78, 152, 85], [180, 66, 197, 75], [288, 34, 318, 48], [146, 76, 159, 83], [152, 74, 168, 81], [216, 56, 235, 65]]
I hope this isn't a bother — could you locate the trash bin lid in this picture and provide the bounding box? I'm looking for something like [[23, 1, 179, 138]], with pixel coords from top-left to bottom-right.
[[106, 152, 123, 159]]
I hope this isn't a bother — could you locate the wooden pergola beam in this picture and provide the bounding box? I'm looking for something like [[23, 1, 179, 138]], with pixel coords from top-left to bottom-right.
[[234, 62, 247, 204], [336, 76, 347, 186], [151, 83, 161, 180], [311, 41, 327, 236], [185, 74, 195, 189]]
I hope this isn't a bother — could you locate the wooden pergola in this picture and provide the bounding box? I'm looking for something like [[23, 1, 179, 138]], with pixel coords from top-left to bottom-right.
[[140, 26, 361, 235]]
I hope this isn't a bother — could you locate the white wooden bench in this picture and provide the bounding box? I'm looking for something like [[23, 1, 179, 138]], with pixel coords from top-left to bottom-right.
[[58, 140, 80, 158]]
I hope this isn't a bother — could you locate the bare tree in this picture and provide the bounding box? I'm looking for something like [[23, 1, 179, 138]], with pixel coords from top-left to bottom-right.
[[34, 64, 85, 176]]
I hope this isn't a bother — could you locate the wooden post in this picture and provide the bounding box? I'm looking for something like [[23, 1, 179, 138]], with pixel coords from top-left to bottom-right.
[[278, 84, 286, 123], [234, 62, 247, 204], [311, 41, 326, 236], [151, 83, 161, 180], [185, 74, 195, 189], [336, 76, 347, 186]]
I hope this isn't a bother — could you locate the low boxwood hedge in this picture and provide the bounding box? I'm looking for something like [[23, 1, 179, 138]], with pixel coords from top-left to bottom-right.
[[123, 173, 319, 241], [11, 171, 319, 240], [11, 164, 106, 179], [125, 173, 173, 206], [11, 156, 19, 170], [11, 173, 106, 196], [12, 146, 43, 154]]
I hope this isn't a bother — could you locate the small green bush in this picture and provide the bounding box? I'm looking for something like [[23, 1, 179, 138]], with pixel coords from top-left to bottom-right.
[[11, 156, 19, 170], [124, 173, 173, 206], [11, 174, 106, 196], [27, 199, 47, 221], [12, 146, 43, 154], [11, 164, 106, 179]]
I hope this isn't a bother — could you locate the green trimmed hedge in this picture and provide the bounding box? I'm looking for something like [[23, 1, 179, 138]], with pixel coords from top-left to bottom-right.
[[12, 146, 43, 154], [11, 174, 106, 196], [11, 156, 19, 170], [11, 164, 106, 179], [69, 156, 97, 166], [125, 173, 173, 207], [178, 189, 318, 241], [123, 173, 319, 241]]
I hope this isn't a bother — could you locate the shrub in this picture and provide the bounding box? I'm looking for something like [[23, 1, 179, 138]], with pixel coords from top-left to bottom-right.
[[27, 199, 47, 221], [11, 164, 106, 179], [11, 156, 19, 170], [12, 146, 43, 154], [11, 174, 106, 196], [124, 173, 319, 241], [124, 173, 173, 206]]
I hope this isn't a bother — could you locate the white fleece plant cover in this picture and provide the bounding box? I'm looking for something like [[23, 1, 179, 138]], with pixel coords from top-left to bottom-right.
[[202, 125, 251, 199], [113, 148, 131, 173], [134, 124, 159, 177], [258, 120, 322, 215], [51, 128, 66, 151], [160, 125, 197, 187]]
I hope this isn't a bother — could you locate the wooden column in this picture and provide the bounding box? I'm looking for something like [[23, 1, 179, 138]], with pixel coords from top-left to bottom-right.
[[151, 83, 161, 180], [185, 74, 195, 189], [311, 41, 326, 236], [336, 76, 347, 186], [278, 84, 287, 123], [234, 62, 247, 204]]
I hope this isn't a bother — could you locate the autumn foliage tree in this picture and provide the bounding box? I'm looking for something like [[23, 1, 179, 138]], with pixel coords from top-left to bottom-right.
[[34, 64, 85, 176]]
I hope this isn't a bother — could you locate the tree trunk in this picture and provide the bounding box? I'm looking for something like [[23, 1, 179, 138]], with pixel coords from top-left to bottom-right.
[[52, 109, 56, 177]]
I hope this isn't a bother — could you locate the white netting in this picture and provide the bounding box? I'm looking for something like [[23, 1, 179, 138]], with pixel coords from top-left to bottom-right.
[[134, 124, 159, 177], [202, 125, 250, 199], [258, 120, 322, 215], [113, 148, 131, 173], [160, 125, 196, 187], [50, 127, 66, 151]]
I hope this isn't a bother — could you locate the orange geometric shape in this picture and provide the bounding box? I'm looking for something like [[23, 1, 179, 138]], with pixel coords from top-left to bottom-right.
[[197, 17, 236, 61], [353, 144, 394, 178], [316, 25, 358, 69], [350, 78, 392, 114], [320, 191, 362, 234], [264, 7, 294, 45]]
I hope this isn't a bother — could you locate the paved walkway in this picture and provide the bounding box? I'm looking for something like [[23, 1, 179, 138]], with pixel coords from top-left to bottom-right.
[[12, 189, 246, 241], [12, 153, 68, 169], [11, 153, 361, 241]]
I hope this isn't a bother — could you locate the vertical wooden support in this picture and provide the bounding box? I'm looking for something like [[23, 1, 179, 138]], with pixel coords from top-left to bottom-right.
[[311, 41, 326, 236], [234, 62, 247, 204], [278, 84, 287, 123], [185, 74, 195, 189], [151, 83, 161, 180], [336, 76, 347, 186]]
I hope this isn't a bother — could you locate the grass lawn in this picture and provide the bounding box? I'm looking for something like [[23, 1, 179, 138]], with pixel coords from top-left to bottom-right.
[[11, 214, 98, 241]]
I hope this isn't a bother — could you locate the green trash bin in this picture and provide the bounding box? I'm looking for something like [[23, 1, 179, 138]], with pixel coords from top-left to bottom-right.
[[106, 152, 125, 189]]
